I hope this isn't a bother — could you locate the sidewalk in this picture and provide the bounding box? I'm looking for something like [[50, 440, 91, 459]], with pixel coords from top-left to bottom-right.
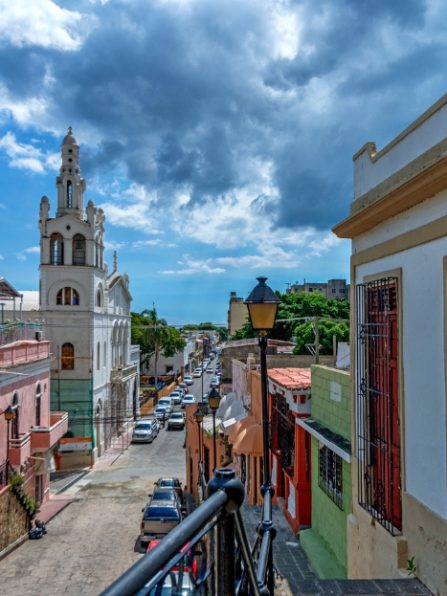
[[241, 504, 432, 595], [39, 428, 135, 525]]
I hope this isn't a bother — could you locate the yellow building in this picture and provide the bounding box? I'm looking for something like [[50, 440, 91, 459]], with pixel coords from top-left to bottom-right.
[[227, 291, 248, 337]]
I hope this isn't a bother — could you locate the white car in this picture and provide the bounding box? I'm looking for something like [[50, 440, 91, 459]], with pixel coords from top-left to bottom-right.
[[169, 391, 183, 405], [181, 394, 196, 408], [183, 375, 193, 385], [193, 368, 202, 378], [210, 376, 219, 387]]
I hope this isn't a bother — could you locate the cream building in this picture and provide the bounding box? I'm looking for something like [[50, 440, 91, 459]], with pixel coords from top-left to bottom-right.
[[227, 291, 248, 337], [38, 128, 139, 467], [334, 95, 447, 595]]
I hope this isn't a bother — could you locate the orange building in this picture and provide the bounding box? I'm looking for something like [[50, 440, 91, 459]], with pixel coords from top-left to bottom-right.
[[268, 368, 311, 534]]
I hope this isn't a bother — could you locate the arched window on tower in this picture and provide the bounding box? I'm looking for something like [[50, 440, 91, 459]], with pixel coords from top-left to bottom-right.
[[97, 342, 101, 370], [73, 234, 86, 266], [61, 343, 75, 370], [50, 233, 64, 265], [56, 287, 80, 305], [67, 181, 73, 208], [96, 285, 103, 307]]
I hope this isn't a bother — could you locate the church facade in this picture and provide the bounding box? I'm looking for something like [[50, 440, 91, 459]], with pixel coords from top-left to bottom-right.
[[38, 128, 139, 467]]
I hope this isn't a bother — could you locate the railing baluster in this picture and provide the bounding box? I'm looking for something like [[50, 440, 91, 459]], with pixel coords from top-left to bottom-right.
[[234, 511, 261, 596]]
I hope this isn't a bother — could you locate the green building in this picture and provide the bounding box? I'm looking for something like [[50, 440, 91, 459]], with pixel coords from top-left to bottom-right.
[[298, 364, 351, 578]]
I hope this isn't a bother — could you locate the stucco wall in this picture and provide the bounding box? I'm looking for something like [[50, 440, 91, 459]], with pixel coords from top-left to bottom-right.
[[310, 366, 351, 440], [310, 437, 351, 574], [353, 95, 447, 199]]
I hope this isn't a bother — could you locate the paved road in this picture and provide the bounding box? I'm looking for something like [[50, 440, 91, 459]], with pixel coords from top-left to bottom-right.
[[0, 414, 187, 596]]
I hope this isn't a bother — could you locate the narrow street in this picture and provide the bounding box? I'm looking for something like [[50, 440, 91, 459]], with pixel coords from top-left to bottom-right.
[[0, 408, 187, 595]]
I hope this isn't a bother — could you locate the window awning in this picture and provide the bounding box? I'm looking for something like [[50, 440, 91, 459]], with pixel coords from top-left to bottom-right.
[[296, 418, 351, 462], [228, 415, 256, 443], [232, 424, 263, 455]]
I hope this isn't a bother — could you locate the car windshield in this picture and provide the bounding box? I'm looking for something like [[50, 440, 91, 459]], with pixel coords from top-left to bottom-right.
[[158, 479, 176, 487], [143, 507, 180, 520], [152, 490, 176, 500], [170, 413, 183, 419], [135, 423, 152, 430], [155, 407, 166, 413]]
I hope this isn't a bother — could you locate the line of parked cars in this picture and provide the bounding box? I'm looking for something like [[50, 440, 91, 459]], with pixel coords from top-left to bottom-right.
[[138, 478, 206, 595]]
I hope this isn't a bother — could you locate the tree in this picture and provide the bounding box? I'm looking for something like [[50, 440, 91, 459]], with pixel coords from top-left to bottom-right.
[[131, 309, 186, 386], [230, 291, 350, 355]]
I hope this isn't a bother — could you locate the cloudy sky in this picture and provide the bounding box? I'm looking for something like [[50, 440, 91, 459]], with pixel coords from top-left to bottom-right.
[[0, 0, 446, 324]]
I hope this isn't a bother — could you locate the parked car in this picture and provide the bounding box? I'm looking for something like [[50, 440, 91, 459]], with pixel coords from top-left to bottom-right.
[[167, 412, 186, 430], [154, 477, 183, 499], [193, 368, 202, 378], [158, 398, 173, 414], [154, 406, 168, 423], [141, 417, 160, 436], [183, 375, 193, 385], [181, 394, 196, 408], [206, 366, 213, 374], [169, 390, 183, 405], [150, 488, 181, 505], [210, 376, 220, 387], [132, 420, 156, 443], [140, 500, 182, 545]]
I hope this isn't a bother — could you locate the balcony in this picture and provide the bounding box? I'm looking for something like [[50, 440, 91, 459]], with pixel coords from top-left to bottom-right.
[[0, 340, 50, 368], [30, 411, 69, 453], [111, 363, 138, 382], [9, 433, 32, 467]]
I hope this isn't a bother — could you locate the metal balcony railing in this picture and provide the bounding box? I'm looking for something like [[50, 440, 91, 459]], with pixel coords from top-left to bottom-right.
[[101, 468, 276, 596]]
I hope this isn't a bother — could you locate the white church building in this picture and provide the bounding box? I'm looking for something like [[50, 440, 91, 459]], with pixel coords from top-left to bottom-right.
[[38, 128, 139, 467]]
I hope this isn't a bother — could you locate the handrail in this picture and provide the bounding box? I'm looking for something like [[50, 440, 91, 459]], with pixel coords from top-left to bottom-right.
[[101, 468, 275, 596]]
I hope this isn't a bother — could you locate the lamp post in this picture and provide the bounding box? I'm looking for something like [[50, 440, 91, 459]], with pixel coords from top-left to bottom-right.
[[4, 406, 15, 483], [0, 303, 5, 325], [245, 276, 280, 594], [208, 386, 221, 471], [194, 406, 204, 493], [245, 276, 280, 487]]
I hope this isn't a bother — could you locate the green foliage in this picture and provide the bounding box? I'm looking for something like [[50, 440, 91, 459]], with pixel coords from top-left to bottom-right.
[[406, 556, 417, 576], [231, 291, 350, 354], [9, 472, 23, 490], [181, 322, 227, 341], [131, 308, 186, 369], [293, 319, 349, 355]]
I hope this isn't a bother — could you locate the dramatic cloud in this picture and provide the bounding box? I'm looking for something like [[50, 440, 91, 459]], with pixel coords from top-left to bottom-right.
[[0, 0, 446, 309]]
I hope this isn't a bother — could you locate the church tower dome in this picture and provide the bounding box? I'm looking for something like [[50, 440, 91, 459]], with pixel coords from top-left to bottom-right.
[[56, 126, 86, 217]]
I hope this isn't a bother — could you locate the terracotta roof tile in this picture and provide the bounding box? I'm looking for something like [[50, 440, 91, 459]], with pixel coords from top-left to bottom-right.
[[268, 367, 311, 390]]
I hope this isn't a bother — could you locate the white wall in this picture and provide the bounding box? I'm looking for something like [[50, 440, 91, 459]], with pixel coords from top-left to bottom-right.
[[354, 98, 447, 198]]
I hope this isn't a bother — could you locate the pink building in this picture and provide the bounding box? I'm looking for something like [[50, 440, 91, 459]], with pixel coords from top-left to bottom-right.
[[1, 313, 68, 508]]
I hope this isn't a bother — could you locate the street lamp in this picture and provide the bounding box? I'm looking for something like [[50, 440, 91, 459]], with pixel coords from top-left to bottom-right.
[[194, 406, 204, 491], [245, 276, 280, 487], [207, 386, 221, 471], [245, 276, 280, 595], [4, 406, 16, 483], [0, 303, 5, 325]]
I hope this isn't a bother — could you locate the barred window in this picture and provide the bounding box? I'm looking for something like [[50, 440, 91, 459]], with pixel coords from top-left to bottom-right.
[[356, 277, 402, 534], [318, 443, 343, 509]]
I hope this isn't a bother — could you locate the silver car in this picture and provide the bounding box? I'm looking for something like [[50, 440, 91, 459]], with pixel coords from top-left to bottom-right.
[[132, 420, 156, 443]]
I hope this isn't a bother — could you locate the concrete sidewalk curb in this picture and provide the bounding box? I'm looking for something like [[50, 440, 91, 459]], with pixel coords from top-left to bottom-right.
[[53, 470, 89, 495]]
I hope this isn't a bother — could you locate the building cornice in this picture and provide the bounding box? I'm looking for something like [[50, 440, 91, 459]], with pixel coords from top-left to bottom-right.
[[333, 138, 447, 239]]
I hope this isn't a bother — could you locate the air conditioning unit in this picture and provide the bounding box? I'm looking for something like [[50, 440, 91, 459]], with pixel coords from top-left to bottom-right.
[[35, 331, 43, 341]]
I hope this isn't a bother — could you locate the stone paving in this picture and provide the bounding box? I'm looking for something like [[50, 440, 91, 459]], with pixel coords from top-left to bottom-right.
[[242, 504, 432, 596]]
